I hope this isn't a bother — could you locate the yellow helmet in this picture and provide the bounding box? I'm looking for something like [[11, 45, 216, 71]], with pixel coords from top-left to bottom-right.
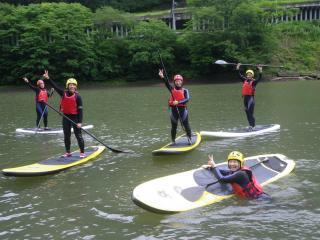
[[227, 151, 245, 167], [66, 78, 78, 88], [245, 69, 254, 77]]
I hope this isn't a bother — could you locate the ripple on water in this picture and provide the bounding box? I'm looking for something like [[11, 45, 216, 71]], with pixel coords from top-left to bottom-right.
[[91, 207, 134, 223]]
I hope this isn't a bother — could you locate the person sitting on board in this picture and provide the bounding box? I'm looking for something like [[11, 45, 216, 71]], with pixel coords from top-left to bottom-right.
[[158, 69, 192, 145], [202, 151, 269, 200], [43, 70, 86, 158], [236, 63, 263, 131], [23, 77, 53, 130]]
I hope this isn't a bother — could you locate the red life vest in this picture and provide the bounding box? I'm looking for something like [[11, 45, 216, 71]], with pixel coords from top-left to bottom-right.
[[242, 80, 255, 96], [60, 92, 78, 114], [168, 88, 186, 107], [231, 166, 263, 199], [37, 89, 48, 103]]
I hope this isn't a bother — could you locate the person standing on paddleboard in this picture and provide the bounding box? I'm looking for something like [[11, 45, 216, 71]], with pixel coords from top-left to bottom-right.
[[236, 63, 263, 131], [202, 151, 270, 200], [23, 77, 52, 130], [159, 69, 192, 144], [43, 70, 86, 158]]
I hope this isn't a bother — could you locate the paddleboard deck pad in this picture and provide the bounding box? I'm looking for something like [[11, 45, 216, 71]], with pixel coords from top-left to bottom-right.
[[152, 132, 202, 155], [2, 146, 105, 177], [132, 154, 295, 213], [200, 124, 280, 138], [15, 125, 94, 134]]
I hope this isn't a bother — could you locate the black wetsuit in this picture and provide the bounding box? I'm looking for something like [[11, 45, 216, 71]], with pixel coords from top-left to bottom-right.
[[212, 168, 251, 187], [212, 167, 269, 200], [163, 79, 192, 142], [27, 82, 49, 128], [48, 79, 84, 153], [238, 71, 262, 128]]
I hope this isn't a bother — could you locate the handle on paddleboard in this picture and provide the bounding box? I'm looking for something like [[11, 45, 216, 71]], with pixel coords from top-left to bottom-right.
[[45, 102, 131, 154]]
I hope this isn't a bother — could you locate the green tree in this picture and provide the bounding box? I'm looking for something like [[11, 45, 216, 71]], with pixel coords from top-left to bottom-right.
[[93, 6, 136, 40], [127, 20, 177, 80], [94, 38, 130, 81], [1, 0, 174, 12], [181, 0, 276, 77], [0, 3, 95, 84]]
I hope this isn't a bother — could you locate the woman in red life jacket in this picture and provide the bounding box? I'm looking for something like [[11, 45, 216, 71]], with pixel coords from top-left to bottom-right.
[[236, 63, 263, 131], [43, 70, 86, 158], [202, 151, 269, 200], [23, 77, 51, 129], [158, 69, 192, 144]]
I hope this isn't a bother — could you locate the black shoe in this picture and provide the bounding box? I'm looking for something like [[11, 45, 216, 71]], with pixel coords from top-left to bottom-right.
[[187, 138, 192, 145]]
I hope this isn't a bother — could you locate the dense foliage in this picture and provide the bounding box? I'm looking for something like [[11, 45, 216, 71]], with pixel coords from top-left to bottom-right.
[[0, 1, 319, 85], [0, 0, 174, 12]]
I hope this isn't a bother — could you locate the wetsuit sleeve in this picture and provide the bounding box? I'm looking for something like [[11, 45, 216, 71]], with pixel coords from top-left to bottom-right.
[[76, 95, 83, 123], [27, 82, 40, 94], [253, 72, 262, 87], [47, 79, 64, 97], [163, 77, 173, 91], [178, 88, 190, 105], [212, 168, 248, 184], [238, 70, 247, 82]]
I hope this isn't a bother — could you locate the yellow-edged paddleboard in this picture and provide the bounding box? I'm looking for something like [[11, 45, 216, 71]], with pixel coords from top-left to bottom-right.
[[2, 146, 105, 177], [132, 154, 295, 213], [152, 132, 201, 155]]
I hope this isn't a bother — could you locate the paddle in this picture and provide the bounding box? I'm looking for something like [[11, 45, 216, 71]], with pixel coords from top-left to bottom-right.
[[157, 50, 187, 134], [214, 59, 284, 68], [181, 158, 270, 202], [35, 88, 54, 133], [45, 102, 130, 154]]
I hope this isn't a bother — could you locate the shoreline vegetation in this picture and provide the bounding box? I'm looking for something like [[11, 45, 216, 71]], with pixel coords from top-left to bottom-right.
[[2, 72, 319, 90], [0, 1, 319, 86]]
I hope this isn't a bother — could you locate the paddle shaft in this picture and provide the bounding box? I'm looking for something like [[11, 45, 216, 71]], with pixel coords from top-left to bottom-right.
[[158, 51, 186, 133], [45, 102, 128, 153], [215, 61, 284, 68]]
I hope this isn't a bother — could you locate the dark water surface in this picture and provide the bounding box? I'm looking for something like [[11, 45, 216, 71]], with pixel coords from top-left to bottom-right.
[[0, 81, 319, 239]]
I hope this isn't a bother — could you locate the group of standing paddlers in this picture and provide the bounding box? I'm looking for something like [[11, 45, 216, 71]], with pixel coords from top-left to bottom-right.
[[22, 64, 265, 200]]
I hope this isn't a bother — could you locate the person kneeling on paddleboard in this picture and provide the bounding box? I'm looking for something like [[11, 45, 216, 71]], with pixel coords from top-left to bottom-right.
[[43, 70, 86, 158], [203, 151, 269, 200], [159, 69, 192, 144], [236, 63, 263, 131], [23, 77, 53, 130]]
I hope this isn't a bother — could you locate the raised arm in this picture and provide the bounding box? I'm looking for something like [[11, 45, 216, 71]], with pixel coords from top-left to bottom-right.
[[236, 63, 247, 82], [159, 69, 172, 92], [43, 70, 64, 96], [23, 77, 39, 93], [253, 65, 263, 86]]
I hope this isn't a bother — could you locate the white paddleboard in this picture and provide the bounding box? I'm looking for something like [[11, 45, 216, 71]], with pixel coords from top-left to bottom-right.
[[132, 154, 295, 213], [16, 125, 94, 134], [200, 124, 280, 138]]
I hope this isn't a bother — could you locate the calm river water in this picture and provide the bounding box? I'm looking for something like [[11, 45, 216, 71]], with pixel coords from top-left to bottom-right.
[[0, 80, 319, 239]]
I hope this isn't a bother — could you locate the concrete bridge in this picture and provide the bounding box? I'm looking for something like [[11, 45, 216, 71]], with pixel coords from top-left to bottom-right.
[[109, 1, 320, 36], [270, 2, 320, 23]]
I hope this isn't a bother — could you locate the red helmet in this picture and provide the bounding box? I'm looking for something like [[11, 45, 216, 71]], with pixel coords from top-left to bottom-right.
[[37, 80, 44, 86], [173, 74, 183, 82]]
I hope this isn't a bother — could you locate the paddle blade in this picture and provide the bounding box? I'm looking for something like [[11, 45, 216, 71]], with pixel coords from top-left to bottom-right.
[[108, 147, 134, 154], [214, 60, 228, 65], [181, 186, 206, 202]]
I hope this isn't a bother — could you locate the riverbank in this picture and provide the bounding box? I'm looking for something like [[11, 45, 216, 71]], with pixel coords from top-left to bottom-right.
[[1, 71, 319, 90]]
